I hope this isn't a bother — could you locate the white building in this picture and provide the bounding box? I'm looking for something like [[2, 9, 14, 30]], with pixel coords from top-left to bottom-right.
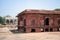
[[4, 15, 18, 25]]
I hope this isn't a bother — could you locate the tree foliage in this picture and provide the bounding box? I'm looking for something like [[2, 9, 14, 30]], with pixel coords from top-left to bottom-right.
[[55, 8, 60, 11], [0, 16, 5, 25]]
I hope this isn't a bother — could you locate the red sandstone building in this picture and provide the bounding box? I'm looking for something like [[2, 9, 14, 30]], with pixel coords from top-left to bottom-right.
[[17, 9, 60, 33]]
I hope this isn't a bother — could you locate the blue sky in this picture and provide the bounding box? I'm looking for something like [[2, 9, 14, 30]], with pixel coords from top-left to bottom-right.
[[0, 0, 60, 17]]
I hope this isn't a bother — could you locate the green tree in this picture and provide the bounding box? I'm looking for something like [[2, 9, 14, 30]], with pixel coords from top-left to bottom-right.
[[55, 8, 60, 11], [0, 16, 5, 25], [0, 16, 3, 24]]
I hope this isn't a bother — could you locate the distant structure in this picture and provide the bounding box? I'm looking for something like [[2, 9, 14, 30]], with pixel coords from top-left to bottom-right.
[[4, 15, 18, 25], [17, 9, 60, 33]]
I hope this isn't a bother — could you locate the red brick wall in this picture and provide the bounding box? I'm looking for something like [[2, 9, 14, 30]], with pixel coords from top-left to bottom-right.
[[18, 13, 60, 32]]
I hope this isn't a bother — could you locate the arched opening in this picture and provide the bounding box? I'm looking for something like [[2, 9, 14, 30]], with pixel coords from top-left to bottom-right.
[[50, 28, 53, 32], [10, 20, 13, 24], [45, 28, 49, 32], [31, 29, 35, 32], [44, 18, 49, 25], [6, 20, 9, 23], [24, 28, 26, 32], [57, 28, 60, 31]]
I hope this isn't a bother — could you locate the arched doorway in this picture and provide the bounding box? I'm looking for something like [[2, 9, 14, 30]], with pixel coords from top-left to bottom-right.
[[24, 27, 26, 32], [57, 28, 60, 31], [10, 20, 13, 24], [45, 28, 49, 32], [31, 29, 35, 32], [44, 18, 49, 25], [6, 20, 9, 23], [50, 28, 53, 32]]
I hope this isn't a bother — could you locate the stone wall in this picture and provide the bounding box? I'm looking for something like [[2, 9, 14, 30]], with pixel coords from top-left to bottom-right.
[[18, 13, 60, 32]]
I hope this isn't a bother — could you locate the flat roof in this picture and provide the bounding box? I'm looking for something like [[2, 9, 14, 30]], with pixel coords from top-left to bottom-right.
[[17, 9, 60, 17]]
